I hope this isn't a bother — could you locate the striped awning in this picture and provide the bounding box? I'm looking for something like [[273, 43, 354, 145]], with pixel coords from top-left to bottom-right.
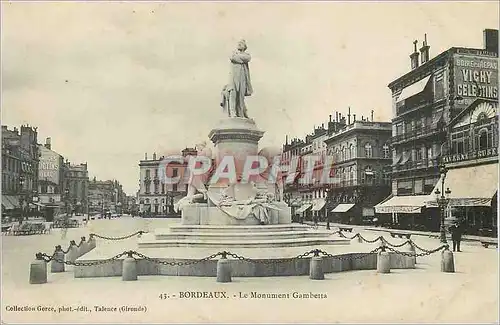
[[397, 75, 432, 102], [332, 203, 355, 213], [428, 163, 498, 207], [1, 195, 19, 210], [296, 203, 312, 214], [311, 199, 326, 211], [374, 195, 434, 214]]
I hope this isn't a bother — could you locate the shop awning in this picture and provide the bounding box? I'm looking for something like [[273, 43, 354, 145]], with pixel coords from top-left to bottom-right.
[[374, 195, 434, 214], [296, 203, 312, 214], [429, 163, 498, 207], [332, 203, 355, 213], [311, 198, 326, 211], [397, 75, 432, 103], [1, 195, 19, 210], [392, 154, 402, 166], [400, 152, 411, 165]]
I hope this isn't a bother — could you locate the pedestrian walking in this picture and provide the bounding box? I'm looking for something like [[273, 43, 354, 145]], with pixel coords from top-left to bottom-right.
[[449, 222, 464, 252]]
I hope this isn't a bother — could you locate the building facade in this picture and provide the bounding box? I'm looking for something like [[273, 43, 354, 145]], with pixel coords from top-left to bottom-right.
[[88, 178, 126, 215], [138, 149, 196, 216], [325, 118, 393, 224], [282, 110, 392, 225], [37, 137, 66, 220], [1, 125, 40, 218], [435, 98, 498, 236], [377, 29, 498, 232], [63, 162, 89, 215]]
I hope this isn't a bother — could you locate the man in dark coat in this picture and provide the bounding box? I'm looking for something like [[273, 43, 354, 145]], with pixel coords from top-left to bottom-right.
[[449, 222, 464, 252]]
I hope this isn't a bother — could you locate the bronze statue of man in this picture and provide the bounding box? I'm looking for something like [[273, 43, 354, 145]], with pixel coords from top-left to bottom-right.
[[224, 39, 253, 118]]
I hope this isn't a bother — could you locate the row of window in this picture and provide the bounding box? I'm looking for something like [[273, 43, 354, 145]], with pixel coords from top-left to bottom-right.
[[143, 183, 188, 194], [450, 126, 497, 154], [145, 168, 179, 179], [394, 115, 435, 136], [396, 177, 439, 195], [2, 156, 21, 173], [327, 143, 390, 160]]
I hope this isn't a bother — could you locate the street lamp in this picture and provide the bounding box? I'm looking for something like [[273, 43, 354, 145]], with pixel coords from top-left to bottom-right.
[[435, 162, 451, 244], [64, 188, 70, 218], [325, 187, 331, 230]]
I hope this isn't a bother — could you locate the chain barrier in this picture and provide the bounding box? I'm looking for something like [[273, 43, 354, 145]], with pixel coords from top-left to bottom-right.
[[317, 247, 382, 261], [132, 251, 223, 266], [225, 249, 316, 265], [89, 230, 146, 241], [36, 241, 450, 268], [410, 241, 438, 253], [384, 244, 448, 258], [39, 251, 129, 267], [335, 230, 434, 250]]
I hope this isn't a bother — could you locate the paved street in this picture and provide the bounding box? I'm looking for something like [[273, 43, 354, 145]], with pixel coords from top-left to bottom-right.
[[2, 216, 498, 323]]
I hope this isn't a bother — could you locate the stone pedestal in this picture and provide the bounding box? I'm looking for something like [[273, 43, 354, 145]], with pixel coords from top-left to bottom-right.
[[208, 117, 264, 190]]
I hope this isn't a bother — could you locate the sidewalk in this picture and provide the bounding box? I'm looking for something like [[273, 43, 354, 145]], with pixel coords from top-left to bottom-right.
[[303, 221, 498, 243]]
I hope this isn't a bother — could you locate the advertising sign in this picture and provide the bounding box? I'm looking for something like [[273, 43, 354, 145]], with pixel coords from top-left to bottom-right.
[[38, 146, 61, 184], [454, 54, 498, 100]]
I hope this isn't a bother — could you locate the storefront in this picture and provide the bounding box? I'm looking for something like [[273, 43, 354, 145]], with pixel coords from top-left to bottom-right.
[[429, 163, 498, 236], [374, 194, 437, 230], [331, 203, 355, 224], [311, 198, 326, 221]]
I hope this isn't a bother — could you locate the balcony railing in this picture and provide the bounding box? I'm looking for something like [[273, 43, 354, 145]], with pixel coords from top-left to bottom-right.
[[396, 98, 433, 116], [291, 178, 390, 191], [392, 158, 439, 172], [391, 125, 443, 144]]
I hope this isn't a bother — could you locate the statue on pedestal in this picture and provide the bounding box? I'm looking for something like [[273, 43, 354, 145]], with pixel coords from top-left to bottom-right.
[[220, 39, 253, 118]]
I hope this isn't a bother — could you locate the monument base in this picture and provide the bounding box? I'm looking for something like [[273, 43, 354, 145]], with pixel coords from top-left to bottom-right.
[[181, 202, 291, 226]]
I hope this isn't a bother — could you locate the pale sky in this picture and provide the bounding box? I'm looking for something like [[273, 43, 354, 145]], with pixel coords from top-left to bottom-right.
[[2, 1, 498, 195]]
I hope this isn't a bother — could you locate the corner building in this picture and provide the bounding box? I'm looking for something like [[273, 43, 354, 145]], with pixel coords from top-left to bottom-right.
[[377, 29, 498, 235]]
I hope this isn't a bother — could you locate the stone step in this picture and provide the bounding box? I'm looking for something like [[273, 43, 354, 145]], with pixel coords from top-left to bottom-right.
[[155, 231, 333, 241], [138, 237, 350, 248], [165, 224, 312, 234]]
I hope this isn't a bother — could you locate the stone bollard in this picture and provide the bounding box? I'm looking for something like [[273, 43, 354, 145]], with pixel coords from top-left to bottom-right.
[[77, 237, 87, 257], [66, 240, 79, 264], [216, 252, 232, 283], [402, 241, 416, 268], [30, 253, 48, 284], [50, 245, 65, 273], [441, 246, 455, 273], [407, 241, 417, 265], [122, 251, 138, 281], [377, 246, 391, 274], [309, 250, 325, 280], [87, 235, 97, 252]]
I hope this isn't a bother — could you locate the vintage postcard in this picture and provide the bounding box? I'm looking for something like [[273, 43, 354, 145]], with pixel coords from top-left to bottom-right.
[[1, 1, 499, 323]]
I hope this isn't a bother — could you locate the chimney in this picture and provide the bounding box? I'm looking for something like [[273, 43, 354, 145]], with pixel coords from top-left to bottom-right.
[[285, 135, 289, 145], [153, 152, 157, 160], [420, 34, 430, 64], [371, 110, 374, 122], [410, 40, 420, 70], [484, 29, 499, 53], [321, 123, 324, 129], [335, 112, 339, 122], [145, 153, 147, 160], [347, 107, 351, 124], [44, 137, 51, 150], [329, 115, 332, 122], [353, 114, 356, 122]]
